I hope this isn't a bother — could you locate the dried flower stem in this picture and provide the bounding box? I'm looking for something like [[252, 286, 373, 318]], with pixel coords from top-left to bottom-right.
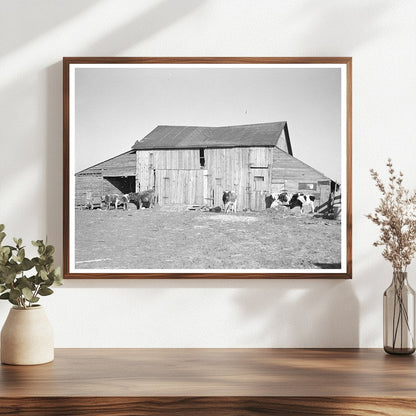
[[366, 159, 416, 272]]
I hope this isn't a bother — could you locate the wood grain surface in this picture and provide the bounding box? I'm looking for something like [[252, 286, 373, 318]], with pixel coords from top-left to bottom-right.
[[1, 348, 415, 415]]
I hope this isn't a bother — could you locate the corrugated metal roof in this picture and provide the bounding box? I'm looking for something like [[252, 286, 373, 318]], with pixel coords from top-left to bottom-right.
[[131, 122, 287, 150]]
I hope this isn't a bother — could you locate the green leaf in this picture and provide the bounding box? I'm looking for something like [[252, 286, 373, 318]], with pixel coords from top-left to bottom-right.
[[32, 240, 43, 247], [13, 237, 22, 248], [0, 232, 6, 244], [22, 287, 35, 301], [0, 292, 9, 299], [0, 224, 4, 232], [52, 267, 63, 285], [0, 246, 10, 255], [20, 258, 33, 271], [45, 245, 55, 256], [17, 276, 35, 290], [0, 248, 10, 265], [9, 288, 21, 301], [39, 269, 48, 281], [8, 297, 18, 306], [16, 248, 25, 263], [0, 285, 6, 294], [43, 256, 54, 266], [2, 271, 16, 285], [38, 287, 53, 296], [2, 245, 16, 252]]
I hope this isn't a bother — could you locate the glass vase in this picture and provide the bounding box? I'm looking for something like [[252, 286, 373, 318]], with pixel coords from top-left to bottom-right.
[[383, 271, 415, 355]]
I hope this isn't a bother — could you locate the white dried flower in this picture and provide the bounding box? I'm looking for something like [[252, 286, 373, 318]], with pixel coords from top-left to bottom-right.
[[366, 159, 416, 272]]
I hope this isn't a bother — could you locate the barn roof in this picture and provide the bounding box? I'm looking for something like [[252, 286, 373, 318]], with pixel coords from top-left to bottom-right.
[[131, 122, 289, 150]]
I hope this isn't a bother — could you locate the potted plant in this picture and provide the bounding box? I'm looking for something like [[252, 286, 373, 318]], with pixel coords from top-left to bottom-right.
[[367, 159, 416, 354], [0, 224, 62, 365]]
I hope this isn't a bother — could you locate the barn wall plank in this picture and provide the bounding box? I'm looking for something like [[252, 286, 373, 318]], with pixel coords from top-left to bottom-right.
[[78, 151, 136, 177], [202, 147, 271, 210], [75, 175, 103, 207], [272, 148, 331, 183]]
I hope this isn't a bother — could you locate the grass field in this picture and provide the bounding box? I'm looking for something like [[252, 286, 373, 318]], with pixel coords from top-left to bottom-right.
[[74, 206, 342, 270]]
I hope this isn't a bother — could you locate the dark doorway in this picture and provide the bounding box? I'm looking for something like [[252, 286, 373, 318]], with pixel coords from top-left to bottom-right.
[[103, 176, 136, 194]]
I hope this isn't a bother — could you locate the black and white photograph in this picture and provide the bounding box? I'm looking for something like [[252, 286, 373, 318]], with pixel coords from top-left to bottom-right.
[[64, 58, 352, 278]]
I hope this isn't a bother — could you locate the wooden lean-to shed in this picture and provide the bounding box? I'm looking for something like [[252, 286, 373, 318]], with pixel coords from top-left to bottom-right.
[[75, 150, 136, 208], [75, 121, 337, 211]]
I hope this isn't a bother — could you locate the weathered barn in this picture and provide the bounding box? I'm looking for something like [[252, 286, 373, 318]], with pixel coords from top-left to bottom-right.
[[75, 121, 336, 211]]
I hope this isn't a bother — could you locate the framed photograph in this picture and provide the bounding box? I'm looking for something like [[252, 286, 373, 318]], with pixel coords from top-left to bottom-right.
[[63, 57, 352, 279]]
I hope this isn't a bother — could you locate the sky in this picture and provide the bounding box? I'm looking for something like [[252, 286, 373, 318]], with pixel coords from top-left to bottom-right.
[[74, 65, 343, 182]]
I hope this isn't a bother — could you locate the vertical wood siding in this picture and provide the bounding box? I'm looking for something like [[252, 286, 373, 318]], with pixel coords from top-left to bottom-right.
[[75, 173, 103, 207], [135, 146, 273, 210]]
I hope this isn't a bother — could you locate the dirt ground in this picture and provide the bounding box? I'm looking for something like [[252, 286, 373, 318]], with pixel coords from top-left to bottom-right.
[[74, 205, 342, 270]]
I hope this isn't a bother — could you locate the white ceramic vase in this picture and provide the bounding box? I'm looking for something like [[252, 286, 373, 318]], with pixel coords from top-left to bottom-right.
[[1, 305, 54, 365]]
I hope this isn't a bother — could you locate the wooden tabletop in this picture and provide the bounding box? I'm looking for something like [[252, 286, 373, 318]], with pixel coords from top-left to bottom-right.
[[1, 348, 416, 415]]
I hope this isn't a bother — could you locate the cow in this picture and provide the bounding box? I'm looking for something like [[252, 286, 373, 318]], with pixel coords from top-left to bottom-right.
[[222, 191, 237, 213], [265, 194, 275, 209], [118, 194, 129, 210], [102, 194, 119, 210], [265, 192, 292, 209], [129, 190, 156, 210], [102, 194, 129, 210], [289, 193, 316, 214]]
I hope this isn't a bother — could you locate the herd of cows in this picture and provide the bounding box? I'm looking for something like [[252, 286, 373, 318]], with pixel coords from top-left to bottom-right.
[[98, 190, 156, 210], [91, 189, 317, 214], [265, 192, 316, 214]]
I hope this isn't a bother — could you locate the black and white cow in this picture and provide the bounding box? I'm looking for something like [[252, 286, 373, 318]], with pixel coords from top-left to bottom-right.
[[265, 192, 292, 209], [289, 193, 316, 214], [222, 191, 237, 213]]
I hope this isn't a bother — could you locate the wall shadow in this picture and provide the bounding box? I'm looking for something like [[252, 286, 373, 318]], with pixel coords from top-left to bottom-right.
[[0, 0, 101, 57], [46, 62, 63, 263], [82, 0, 206, 55]]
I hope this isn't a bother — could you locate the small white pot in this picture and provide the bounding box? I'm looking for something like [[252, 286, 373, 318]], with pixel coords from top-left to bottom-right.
[[1, 305, 54, 365]]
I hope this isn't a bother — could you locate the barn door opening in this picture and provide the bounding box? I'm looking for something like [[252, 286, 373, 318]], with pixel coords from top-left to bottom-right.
[[103, 176, 136, 195]]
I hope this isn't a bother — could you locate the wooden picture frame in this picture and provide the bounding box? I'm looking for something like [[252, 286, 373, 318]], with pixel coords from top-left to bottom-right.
[[63, 57, 352, 279]]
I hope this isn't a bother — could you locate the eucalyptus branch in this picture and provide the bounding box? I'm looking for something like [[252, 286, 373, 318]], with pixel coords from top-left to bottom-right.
[[0, 225, 62, 309]]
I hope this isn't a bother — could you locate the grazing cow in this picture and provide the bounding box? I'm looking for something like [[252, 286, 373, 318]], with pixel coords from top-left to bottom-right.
[[289, 193, 316, 214], [222, 191, 237, 213], [102, 194, 129, 210], [265, 192, 292, 209], [102, 194, 120, 210], [129, 190, 156, 210]]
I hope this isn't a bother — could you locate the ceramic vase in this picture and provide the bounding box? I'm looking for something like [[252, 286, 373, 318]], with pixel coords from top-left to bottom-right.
[[1, 305, 54, 365]]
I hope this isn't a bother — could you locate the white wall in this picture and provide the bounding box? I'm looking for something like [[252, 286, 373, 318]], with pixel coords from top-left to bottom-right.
[[1, 0, 415, 347]]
